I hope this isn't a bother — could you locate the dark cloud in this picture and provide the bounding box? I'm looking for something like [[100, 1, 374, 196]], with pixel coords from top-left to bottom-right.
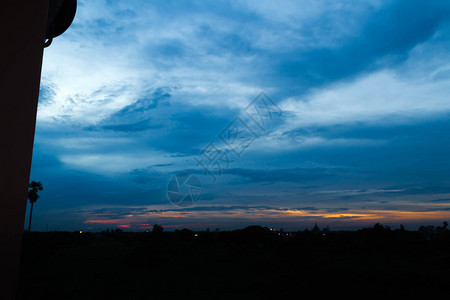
[[432, 198, 450, 203], [224, 167, 342, 184], [266, 0, 450, 96], [97, 88, 170, 132], [101, 121, 164, 132]]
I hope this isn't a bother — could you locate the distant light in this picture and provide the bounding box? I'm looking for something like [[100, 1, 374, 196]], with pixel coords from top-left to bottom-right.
[[79, 231, 83, 234], [194, 233, 199, 237]]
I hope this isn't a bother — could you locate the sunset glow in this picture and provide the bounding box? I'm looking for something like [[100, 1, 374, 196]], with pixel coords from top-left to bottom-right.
[[27, 0, 450, 231]]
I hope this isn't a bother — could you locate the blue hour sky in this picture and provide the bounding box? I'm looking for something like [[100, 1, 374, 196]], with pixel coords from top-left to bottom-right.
[[29, 0, 450, 231]]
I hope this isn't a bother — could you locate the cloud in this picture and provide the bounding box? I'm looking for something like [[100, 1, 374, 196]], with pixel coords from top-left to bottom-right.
[[224, 167, 341, 184], [265, 0, 450, 94], [28, 0, 450, 230], [59, 152, 174, 174], [280, 70, 450, 130], [39, 0, 450, 125], [95, 88, 171, 132]]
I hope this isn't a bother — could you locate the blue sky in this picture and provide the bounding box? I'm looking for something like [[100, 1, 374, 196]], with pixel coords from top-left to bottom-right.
[[28, 0, 450, 231]]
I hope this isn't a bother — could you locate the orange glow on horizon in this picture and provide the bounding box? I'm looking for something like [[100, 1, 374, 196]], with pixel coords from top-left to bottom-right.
[[83, 219, 124, 224], [82, 207, 450, 229]]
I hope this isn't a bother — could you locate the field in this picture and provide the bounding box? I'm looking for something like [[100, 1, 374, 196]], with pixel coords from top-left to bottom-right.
[[18, 225, 450, 299]]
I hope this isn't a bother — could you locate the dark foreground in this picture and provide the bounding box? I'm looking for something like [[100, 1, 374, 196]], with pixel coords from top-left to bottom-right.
[[18, 225, 450, 299]]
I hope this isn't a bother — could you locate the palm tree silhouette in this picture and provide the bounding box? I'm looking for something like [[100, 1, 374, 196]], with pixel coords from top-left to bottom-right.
[[27, 181, 43, 232]]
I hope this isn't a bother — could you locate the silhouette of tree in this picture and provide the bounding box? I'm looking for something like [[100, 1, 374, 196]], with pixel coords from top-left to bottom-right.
[[27, 181, 43, 232], [152, 224, 163, 233], [443, 221, 448, 230], [373, 223, 384, 231]]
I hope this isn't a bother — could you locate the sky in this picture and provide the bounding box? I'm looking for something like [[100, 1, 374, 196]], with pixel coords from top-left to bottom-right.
[[28, 0, 450, 231]]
